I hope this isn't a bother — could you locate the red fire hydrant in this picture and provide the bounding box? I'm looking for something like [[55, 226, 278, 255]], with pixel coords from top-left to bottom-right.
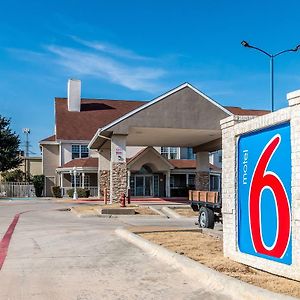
[[120, 193, 126, 207]]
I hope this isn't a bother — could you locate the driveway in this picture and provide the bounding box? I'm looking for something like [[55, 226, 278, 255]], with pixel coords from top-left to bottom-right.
[[0, 199, 227, 300]]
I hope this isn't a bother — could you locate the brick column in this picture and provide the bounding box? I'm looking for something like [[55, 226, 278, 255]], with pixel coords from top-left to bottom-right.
[[195, 151, 209, 190], [288, 90, 300, 274], [110, 134, 127, 203], [220, 115, 252, 258], [98, 148, 111, 198]]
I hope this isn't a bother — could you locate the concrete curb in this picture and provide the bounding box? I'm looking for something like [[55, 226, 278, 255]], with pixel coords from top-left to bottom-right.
[[115, 228, 296, 300], [161, 206, 182, 219], [148, 206, 169, 218]]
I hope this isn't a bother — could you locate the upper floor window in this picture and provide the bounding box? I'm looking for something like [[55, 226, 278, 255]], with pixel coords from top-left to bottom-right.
[[161, 147, 180, 159], [187, 147, 196, 160], [72, 144, 89, 159]]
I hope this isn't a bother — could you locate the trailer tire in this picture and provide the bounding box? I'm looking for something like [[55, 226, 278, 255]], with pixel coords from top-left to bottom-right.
[[198, 207, 215, 229]]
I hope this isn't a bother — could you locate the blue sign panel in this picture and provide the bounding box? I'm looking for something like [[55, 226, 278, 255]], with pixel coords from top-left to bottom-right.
[[238, 122, 292, 265]]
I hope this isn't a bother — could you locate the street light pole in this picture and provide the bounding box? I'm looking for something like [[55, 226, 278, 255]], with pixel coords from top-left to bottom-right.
[[270, 56, 274, 112], [70, 167, 78, 200], [241, 41, 300, 112]]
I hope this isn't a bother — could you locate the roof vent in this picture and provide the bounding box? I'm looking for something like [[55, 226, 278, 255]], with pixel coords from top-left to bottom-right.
[[67, 79, 81, 112]]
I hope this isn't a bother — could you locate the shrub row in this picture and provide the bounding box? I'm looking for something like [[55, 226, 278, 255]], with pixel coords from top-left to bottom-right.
[[66, 188, 90, 198]]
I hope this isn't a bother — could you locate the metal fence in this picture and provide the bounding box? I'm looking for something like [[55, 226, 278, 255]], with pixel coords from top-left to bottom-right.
[[0, 182, 35, 198]]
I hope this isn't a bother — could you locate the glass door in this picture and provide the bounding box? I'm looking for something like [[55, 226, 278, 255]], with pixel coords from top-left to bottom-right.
[[135, 176, 144, 196], [144, 176, 153, 196]]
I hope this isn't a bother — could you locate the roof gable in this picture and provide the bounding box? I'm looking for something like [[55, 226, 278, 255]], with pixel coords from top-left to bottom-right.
[[127, 147, 174, 172], [97, 83, 233, 134]]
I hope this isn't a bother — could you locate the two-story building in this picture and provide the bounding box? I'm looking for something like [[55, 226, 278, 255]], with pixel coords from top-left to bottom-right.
[[40, 79, 268, 199]]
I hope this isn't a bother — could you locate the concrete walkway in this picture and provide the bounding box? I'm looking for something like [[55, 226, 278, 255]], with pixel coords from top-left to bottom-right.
[[0, 199, 228, 300]]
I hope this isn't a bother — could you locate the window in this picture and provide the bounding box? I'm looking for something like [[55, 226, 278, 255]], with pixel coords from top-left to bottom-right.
[[169, 147, 178, 159], [71, 174, 80, 187], [170, 175, 175, 188], [160, 147, 180, 159], [161, 147, 169, 159], [187, 147, 196, 160], [80, 145, 89, 158], [187, 174, 195, 187], [72, 144, 89, 159], [210, 174, 220, 191], [71, 174, 90, 187]]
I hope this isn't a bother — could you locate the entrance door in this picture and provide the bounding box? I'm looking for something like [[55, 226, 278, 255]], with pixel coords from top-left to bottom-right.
[[134, 175, 153, 197], [135, 176, 144, 196], [144, 176, 153, 196]]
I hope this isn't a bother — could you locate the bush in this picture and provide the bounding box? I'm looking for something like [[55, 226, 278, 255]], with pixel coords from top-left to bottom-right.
[[2, 169, 25, 182], [32, 175, 44, 197], [67, 188, 90, 198], [51, 186, 62, 198]]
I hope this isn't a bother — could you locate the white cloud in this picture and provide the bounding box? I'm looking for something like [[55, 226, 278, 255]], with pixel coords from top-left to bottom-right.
[[70, 36, 152, 61], [46, 45, 166, 93]]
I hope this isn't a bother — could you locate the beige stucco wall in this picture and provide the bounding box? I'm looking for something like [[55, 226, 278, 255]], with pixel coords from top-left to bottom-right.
[[42, 144, 59, 196], [42, 145, 59, 176], [109, 87, 230, 134], [129, 149, 172, 172]]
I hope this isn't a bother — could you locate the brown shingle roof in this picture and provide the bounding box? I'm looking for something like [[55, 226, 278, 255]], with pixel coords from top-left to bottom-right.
[[55, 98, 146, 140], [169, 159, 221, 172], [225, 106, 270, 116], [61, 157, 98, 168], [169, 159, 196, 169], [40, 134, 56, 142]]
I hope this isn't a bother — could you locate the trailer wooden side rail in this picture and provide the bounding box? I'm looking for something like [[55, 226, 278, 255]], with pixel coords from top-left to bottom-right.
[[189, 190, 222, 229]]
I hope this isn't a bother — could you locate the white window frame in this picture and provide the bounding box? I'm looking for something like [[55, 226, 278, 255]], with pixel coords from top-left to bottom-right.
[[72, 144, 89, 159], [160, 147, 180, 159]]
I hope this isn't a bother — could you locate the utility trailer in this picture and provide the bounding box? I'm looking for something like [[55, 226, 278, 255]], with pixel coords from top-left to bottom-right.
[[189, 190, 222, 229]]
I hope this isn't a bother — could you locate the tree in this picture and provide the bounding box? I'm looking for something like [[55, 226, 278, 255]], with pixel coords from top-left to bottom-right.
[[1, 169, 25, 182], [0, 116, 22, 172], [32, 175, 44, 197]]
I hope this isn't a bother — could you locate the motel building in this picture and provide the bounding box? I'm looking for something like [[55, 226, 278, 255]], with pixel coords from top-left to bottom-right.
[[40, 80, 268, 200]]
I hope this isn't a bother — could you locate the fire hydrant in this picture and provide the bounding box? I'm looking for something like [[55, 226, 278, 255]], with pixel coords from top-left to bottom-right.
[[120, 193, 126, 207]]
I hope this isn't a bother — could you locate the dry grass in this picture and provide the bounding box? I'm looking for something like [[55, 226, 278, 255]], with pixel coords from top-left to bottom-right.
[[134, 207, 158, 215], [71, 204, 158, 216], [172, 207, 198, 217], [139, 231, 300, 298]]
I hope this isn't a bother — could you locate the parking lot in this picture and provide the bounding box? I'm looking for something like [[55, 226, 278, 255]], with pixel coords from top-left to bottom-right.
[[0, 199, 227, 300]]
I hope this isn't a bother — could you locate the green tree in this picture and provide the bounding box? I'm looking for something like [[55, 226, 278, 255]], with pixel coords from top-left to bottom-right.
[[32, 175, 44, 197], [1, 169, 25, 182], [0, 116, 22, 172]]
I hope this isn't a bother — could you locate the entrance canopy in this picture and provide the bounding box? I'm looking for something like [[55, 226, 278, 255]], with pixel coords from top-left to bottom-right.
[[89, 83, 233, 151]]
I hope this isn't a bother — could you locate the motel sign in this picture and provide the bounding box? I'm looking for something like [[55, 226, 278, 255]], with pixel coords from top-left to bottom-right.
[[238, 122, 292, 265]]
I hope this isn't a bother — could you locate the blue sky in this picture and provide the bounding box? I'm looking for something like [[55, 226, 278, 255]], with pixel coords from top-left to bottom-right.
[[1, 0, 300, 154]]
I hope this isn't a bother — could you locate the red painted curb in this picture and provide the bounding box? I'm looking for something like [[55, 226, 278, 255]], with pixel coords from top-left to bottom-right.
[[0, 213, 21, 270]]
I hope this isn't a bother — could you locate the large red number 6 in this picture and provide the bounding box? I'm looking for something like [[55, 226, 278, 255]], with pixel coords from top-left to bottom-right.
[[249, 134, 291, 258]]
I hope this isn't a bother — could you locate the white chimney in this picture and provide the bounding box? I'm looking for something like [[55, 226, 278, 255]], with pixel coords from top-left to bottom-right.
[[67, 79, 81, 112]]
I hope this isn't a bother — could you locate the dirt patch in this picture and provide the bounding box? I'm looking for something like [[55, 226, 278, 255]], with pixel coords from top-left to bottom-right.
[[139, 231, 300, 298], [71, 204, 158, 216], [172, 207, 198, 217], [99, 203, 139, 209], [134, 207, 159, 215], [71, 205, 98, 216]]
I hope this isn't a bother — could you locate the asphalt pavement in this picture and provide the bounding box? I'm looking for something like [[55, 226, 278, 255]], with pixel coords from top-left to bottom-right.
[[0, 199, 228, 300]]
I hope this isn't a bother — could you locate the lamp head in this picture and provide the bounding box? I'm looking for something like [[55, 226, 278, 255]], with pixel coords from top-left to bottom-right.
[[241, 40, 250, 48]]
